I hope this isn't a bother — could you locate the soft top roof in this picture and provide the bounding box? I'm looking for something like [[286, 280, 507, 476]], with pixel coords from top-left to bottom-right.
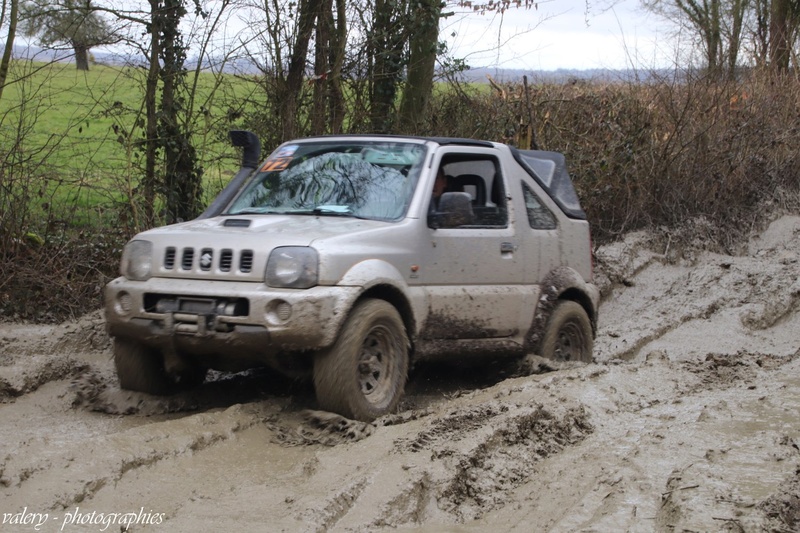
[[510, 147, 586, 220], [424, 137, 495, 148], [288, 134, 495, 148]]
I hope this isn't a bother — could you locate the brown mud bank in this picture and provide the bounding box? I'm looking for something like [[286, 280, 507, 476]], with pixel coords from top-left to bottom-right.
[[2, 216, 800, 532]]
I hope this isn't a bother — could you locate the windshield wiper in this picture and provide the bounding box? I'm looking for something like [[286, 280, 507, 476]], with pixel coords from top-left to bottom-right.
[[312, 205, 352, 216], [230, 206, 370, 219], [229, 207, 281, 215], [312, 206, 374, 220]]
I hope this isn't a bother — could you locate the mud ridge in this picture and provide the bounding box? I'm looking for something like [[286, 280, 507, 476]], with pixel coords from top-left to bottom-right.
[[740, 276, 800, 330], [593, 230, 666, 295], [369, 472, 433, 529], [0, 356, 88, 400], [438, 405, 593, 521], [760, 461, 800, 531], [681, 349, 799, 393], [0, 310, 109, 357], [300, 477, 370, 532], [4, 405, 268, 509], [71, 367, 205, 415], [394, 403, 510, 454], [268, 410, 375, 446]]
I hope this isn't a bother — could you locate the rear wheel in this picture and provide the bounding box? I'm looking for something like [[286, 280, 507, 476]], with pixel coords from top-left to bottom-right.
[[539, 300, 593, 362], [313, 299, 409, 421]]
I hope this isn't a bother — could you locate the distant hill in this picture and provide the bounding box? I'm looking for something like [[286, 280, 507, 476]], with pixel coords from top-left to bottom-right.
[[7, 44, 661, 83]]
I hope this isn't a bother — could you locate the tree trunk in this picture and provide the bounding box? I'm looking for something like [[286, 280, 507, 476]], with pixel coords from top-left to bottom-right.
[[676, 0, 723, 74], [370, 0, 406, 133], [328, 0, 346, 133], [707, 0, 721, 74], [159, 0, 202, 223], [754, 0, 770, 66], [398, 0, 441, 134], [282, 0, 322, 141], [769, 0, 791, 71], [311, 0, 332, 135], [144, 0, 161, 227], [74, 42, 90, 71], [0, 0, 19, 103], [726, 0, 746, 76]]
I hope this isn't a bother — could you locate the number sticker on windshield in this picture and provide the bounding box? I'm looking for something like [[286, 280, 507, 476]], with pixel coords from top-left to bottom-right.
[[261, 157, 292, 172]]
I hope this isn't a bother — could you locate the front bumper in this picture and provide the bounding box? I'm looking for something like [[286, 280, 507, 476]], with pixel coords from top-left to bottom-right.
[[104, 276, 360, 364]]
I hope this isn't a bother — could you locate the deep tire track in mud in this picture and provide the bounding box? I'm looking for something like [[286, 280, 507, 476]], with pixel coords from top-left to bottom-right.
[[1, 215, 799, 532]]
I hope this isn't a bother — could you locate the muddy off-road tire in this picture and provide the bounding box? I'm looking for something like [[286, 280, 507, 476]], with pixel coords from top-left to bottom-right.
[[313, 299, 409, 422], [540, 300, 594, 362], [114, 338, 175, 395], [172, 363, 208, 389]]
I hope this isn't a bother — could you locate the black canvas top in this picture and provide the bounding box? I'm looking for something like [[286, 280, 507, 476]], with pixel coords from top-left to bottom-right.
[[511, 147, 586, 220]]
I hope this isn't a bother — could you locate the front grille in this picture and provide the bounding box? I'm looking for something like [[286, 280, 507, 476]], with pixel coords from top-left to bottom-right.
[[240, 250, 253, 273], [164, 247, 176, 269], [161, 246, 257, 274], [220, 249, 233, 271], [181, 248, 195, 270], [199, 248, 214, 271]]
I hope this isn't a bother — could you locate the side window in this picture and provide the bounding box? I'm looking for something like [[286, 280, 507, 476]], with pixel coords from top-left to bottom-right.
[[522, 182, 557, 230], [434, 157, 508, 228]]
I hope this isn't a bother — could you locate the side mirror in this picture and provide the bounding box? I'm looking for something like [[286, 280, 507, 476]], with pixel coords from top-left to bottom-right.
[[429, 192, 474, 228]]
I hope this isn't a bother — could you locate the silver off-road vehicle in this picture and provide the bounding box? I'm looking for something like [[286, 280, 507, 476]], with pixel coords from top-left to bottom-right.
[[105, 132, 599, 421]]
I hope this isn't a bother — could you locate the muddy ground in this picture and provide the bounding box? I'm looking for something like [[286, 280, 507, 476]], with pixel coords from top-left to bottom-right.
[[2, 215, 800, 533]]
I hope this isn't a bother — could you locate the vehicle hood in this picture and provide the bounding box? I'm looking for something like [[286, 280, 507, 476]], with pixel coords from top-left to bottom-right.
[[134, 215, 393, 282], [141, 215, 390, 243]]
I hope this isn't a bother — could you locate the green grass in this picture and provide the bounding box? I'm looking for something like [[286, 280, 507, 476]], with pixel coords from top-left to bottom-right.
[[0, 60, 258, 230]]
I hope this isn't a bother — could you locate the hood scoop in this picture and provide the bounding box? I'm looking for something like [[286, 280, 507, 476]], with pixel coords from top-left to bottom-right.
[[222, 219, 252, 228]]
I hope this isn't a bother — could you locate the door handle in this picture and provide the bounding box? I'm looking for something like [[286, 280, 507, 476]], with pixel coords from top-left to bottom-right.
[[501, 242, 516, 253]]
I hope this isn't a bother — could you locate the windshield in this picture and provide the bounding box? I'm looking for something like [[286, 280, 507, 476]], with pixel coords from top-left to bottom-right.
[[225, 141, 427, 221]]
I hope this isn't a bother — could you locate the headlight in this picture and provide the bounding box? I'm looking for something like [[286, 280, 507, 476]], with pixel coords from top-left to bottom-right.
[[266, 247, 318, 288], [121, 240, 153, 281]]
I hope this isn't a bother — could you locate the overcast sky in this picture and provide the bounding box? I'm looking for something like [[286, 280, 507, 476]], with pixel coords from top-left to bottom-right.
[[4, 0, 678, 72], [442, 0, 677, 70]]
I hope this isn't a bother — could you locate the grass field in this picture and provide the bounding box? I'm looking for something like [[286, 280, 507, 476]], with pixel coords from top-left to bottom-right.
[[0, 60, 258, 230]]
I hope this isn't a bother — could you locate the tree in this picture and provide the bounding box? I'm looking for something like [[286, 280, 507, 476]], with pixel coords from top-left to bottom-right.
[[20, 0, 119, 70], [0, 0, 19, 101], [643, 0, 800, 73], [368, 0, 409, 133], [282, 0, 324, 140], [643, 0, 749, 75], [398, 0, 443, 133], [767, 0, 797, 70], [157, 0, 204, 223]]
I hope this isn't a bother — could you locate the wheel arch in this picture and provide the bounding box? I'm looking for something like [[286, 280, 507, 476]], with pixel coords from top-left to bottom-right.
[[558, 287, 598, 334], [524, 266, 599, 353], [357, 284, 417, 352], [337, 258, 419, 352]]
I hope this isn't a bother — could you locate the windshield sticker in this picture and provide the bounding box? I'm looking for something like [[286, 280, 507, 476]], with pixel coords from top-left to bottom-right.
[[261, 156, 292, 172], [275, 145, 299, 158]]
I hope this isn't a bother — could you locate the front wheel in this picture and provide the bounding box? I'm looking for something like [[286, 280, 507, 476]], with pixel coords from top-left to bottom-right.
[[114, 339, 205, 394], [313, 299, 409, 422], [114, 338, 174, 394], [539, 300, 593, 363]]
